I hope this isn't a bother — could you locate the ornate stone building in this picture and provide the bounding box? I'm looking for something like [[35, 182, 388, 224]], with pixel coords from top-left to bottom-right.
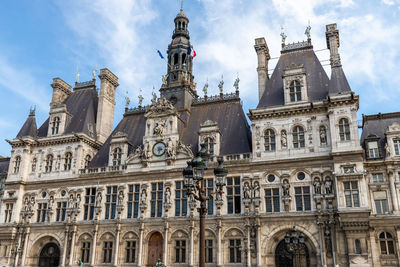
[[0, 8, 399, 267]]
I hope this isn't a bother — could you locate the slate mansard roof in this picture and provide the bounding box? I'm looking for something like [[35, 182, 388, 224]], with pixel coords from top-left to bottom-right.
[[89, 97, 252, 167], [17, 111, 38, 138], [0, 157, 10, 179]]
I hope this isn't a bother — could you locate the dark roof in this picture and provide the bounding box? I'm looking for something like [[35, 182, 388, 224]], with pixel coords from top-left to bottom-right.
[[257, 48, 330, 108], [16, 113, 37, 138], [89, 98, 251, 167], [361, 112, 400, 158], [329, 66, 351, 94], [37, 88, 98, 138], [0, 158, 10, 178]]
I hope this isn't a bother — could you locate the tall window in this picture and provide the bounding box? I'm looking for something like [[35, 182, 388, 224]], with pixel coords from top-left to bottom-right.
[[292, 126, 305, 148], [265, 188, 280, 212], [37, 203, 48, 222], [125, 241, 136, 263], [112, 148, 122, 166], [45, 155, 53, 173], [84, 187, 97, 220], [204, 137, 215, 156], [175, 240, 186, 263], [4, 203, 13, 223], [227, 177, 241, 214], [205, 239, 213, 263], [289, 80, 302, 102], [379, 232, 395, 255], [295, 186, 311, 211], [81, 242, 91, 263], [51, 117, 60, 135], [13, 156, 21, 173], [151, 183, 163, 217], [84, 155, 91, 169], [355, 239, 362, 254], [394, 139, 400, 156], [31, 158, 37, 172], [64, 152, 72, 171], [339, 118, 350, 141], [229, 239, 241, 263], [175, 181, 187, 217], [367, 141, 379, 158], [375, 198, 388, 214], [103, 241, 113, 263], [127, 185, 140, 219], [372, 173, 384, 183], [105, 186, 118, 220], [264, 129, 276, 152], [344, 181, 360, 207], [56, 201, 67, 222], [204, 178, 214, 215]]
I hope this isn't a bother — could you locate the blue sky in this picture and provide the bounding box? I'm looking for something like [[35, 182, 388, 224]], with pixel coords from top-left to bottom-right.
[[0, 0, 400, 156]]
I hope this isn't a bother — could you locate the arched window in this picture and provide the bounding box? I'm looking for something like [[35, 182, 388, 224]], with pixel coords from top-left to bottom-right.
[[31, 158, 37, 172], [339, 118, 350, 141], [289, 80, 302, 102], [45, 155, 53, 173], [14, 156, 21, 173], [84, 155, 92, 169], [64, 152, 72, 171], [174, 53, 179, 67], [264, 129, 276, 151], [379, 232, 395, 255], [355, 239, 362, 254], [112, 148, 122, 166], [204, 137, 215, 156], [292, 126, 305, 148], [182, 53, 187, 66], [51, 117, 60, 135]]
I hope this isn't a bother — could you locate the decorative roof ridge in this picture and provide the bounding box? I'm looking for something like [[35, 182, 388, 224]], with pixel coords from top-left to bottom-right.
[[124, 106, 148, 116], [363, 111, 400, 122], [192, 92, 240, 105], [281, 39, 313, 54], [74, 79, 96, 91]]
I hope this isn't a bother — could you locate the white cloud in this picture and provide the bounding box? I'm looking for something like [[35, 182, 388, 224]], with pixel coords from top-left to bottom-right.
[[382, 0, 395, 5]]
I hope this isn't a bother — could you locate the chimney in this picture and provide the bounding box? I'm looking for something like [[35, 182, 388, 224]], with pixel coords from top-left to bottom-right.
[[325, 23, 341, 68], [50, 78, 72, 107], [254, 37, 270, 101]]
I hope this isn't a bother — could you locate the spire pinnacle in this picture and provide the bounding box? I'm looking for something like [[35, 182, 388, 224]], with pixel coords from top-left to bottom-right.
[[180, 0, 184, 11], [138, 89, 144, 107], [29, 105, 36, 116]]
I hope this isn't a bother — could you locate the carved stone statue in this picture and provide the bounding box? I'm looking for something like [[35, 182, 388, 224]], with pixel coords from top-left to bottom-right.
[[140, 189, 147, 205], [324, 177, 333, 195], [69, 194, 74, 208], [320, 126, 327, 144], [281, 130, 287, 148], [166, 138, 175, 158], [95, 191, 102, 208], [153, 121, 166, 137], [162, 75, 167, 85], [218, 78, 224, 94], [144, 141, 152, 159], [118, 190, 124, 206], [134, 146, 143, 157], [385, 142, 391, 157], [48, 195, 54, 209], [164, 187, 171, 205], [280, 27, 287, 44], [313, 178, 321, 195], [253, 181, 260, 198], [243, 182, 251, 199], [74, 194, 81, 209], [203, 80, 208, 96], [177, 141, 193, 157], [92, 69, 97, 80], [282, 180, 290, 197], [151, 92, 157, 105], [233, 77, 240, 92]]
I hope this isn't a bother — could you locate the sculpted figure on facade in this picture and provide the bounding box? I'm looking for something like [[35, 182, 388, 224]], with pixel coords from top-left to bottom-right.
[[282, 179, 290, 196], [253, 181, 260, 198], [153, 121, 166, 137], [177, 141, 193, 157], [166, 138, 176, 158], [243, 182, 251, 199], [164, 187, 171, 205], [95, 191, 102, 208], [68, 194, 74, 208], [140, 188, 147, 205], [313, 178, 322, 195], [320, 126, 327, 145], [144, 141, 152, 159], [118, 190, 124, 206], [281, 130, 288, 148], [324, 177, 333, 195], [385, 142, 391, 157]]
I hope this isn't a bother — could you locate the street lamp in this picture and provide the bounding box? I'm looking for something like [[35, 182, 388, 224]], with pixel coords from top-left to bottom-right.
[[285, 226, 305, 253], [183, 144, 227, 267]]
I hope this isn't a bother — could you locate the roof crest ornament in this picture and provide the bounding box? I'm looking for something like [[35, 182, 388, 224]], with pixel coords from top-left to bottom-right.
[[305, 20, 311, 40], [180, 0, 184, 11], [233, 73, 240, 95], [218, 75, 224, 95], [280, 26, 287, 48], [29, 105, 36, 116], [76, 66, 80, 83], [92, 68, 97, 80], [124, 91, 130, 109], [203, 78, 209, 97], [138, 89, 144, 107]]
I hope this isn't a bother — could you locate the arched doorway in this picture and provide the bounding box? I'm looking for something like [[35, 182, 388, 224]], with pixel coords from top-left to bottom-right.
[[147, 232, 163, 267], [275, 239, 309, 267], [38, 243, 60, 267]]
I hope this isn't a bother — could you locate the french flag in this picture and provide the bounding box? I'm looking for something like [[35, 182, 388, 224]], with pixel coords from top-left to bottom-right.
[[187, 46, 196, 58]]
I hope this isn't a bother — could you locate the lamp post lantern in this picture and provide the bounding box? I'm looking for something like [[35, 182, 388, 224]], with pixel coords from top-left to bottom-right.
[[183, 144, 227, 267], [285, 226, 305, 252]]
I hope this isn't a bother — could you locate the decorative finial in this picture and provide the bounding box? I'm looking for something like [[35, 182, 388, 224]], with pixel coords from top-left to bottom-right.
[[124, 91, 130, 109], [76, 67, 80, 83], [29, 105, 36, 116], [138, 89, 144, 107], [152, 90, 157, 102], [180, 0, 184, 11], [218, 75, 224, 95], [305, 21, 311, 40], [203, 78, 209, 96], [280, 26, 287, 46], [92, 68, 97, 80], [233, 73, 240, 95]]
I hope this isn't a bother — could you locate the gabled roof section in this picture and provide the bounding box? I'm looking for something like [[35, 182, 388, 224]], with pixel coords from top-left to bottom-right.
[[257, 44, 329, 108], [0, 157, 10, 178], [16, 109, 38, 138], [329, 66, 351, 94]]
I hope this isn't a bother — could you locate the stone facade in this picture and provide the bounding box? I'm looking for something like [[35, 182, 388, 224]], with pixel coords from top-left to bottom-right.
[[0, 9, 399, 267]]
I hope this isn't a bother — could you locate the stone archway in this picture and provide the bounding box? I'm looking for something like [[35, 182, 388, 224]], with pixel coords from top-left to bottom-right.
[[147, 232, 163, 267], [275, 239, 309, 267], [38, 243, 60, 267]]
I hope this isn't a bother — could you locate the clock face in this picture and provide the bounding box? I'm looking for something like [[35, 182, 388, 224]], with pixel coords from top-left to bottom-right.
[[153, 142, 166, 156]]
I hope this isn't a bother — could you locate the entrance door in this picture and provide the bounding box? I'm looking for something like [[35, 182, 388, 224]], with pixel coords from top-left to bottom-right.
[[275, 239, 309, 267], [147, 232, 163, 267], [38, 243, 60, 267]]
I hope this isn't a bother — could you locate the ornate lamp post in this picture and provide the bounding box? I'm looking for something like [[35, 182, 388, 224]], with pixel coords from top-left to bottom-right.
[[285, 226, 305, 253], [183, 144, 227, 267]]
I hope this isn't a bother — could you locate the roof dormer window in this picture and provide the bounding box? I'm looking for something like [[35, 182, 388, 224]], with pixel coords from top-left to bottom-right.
[[289, 80, 302, 102], [51, 116, 60, 135], [394, 139, 400, 156], [367, 141, 379, 159]]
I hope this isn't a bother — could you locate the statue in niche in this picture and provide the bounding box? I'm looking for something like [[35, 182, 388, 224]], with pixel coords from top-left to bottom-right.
[[74, 194, 81, 209], [118, 190, 124, 206], [313, 178, 321, 194], [153, 121, 166, 137], [243, 182, 251, 199], [24, 197, 30, 212], [164, 187, 171, 205], [95, 191, 102, 208], [282, 179, 290, 197], [281, 130, 287, 148], [48, 195, 54, 209], [320, 126, 327, 144], [324, 177, 333, 195], [385, 142, 391, 157], [140, 188, 147, 205], [166, 138, 175, 158], [253, 181, 260, 198], [144, 141, 152, 159], [68, 194, 74, 208]]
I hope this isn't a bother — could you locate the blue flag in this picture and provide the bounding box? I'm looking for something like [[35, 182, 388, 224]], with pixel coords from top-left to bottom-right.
[[157, 50, 164, 59], [187, 46, 191, 55]]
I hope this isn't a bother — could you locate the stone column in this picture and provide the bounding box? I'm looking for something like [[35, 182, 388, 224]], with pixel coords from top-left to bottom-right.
[[163, 222, 169, 265], [318, 223, 327, 267], [246, 224, 251, 267], [68, 225, 77, 265], [388, 172, 399, 213], [369, 231, 380, 266], [90, 224, 99, 266], [113, 223, 121, 267], [256, 223, 262, 266], [20, 227, 30, 266], [61, 226, 69, 267], [138, 223, 144, 267], [216, 220, 222, 267], [189, 222, 194, 266], [396, 227, 400, 261]]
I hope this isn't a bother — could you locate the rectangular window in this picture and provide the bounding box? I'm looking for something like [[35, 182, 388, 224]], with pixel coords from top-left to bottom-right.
[[265, 188, 280, 212], [4, 203, 13, 223], [367, 141, 379, 158], [56, 201, 67, 222], [84, 187, 97, 221], [105, 186, 118, 220], [394, 139, 400, 155], [127, 184, 140, 219], [295, 186, 311, 211], [375, 199, 388, 214], [103, 241, 113, 263], [227, 177, 241, 214], [372, 173, 384, 183], [344, 181, 360, 207], [81, 242, 91, 263], [125, 241, 136, 263], [37, 203, 47, 223], [229, 239, 241, 263], [151, 183, 163, 217], [175, 240, 186, 263], [204, 179, 214, 215], [205, 239, 213, 263], [175, 181, 187, 217]]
